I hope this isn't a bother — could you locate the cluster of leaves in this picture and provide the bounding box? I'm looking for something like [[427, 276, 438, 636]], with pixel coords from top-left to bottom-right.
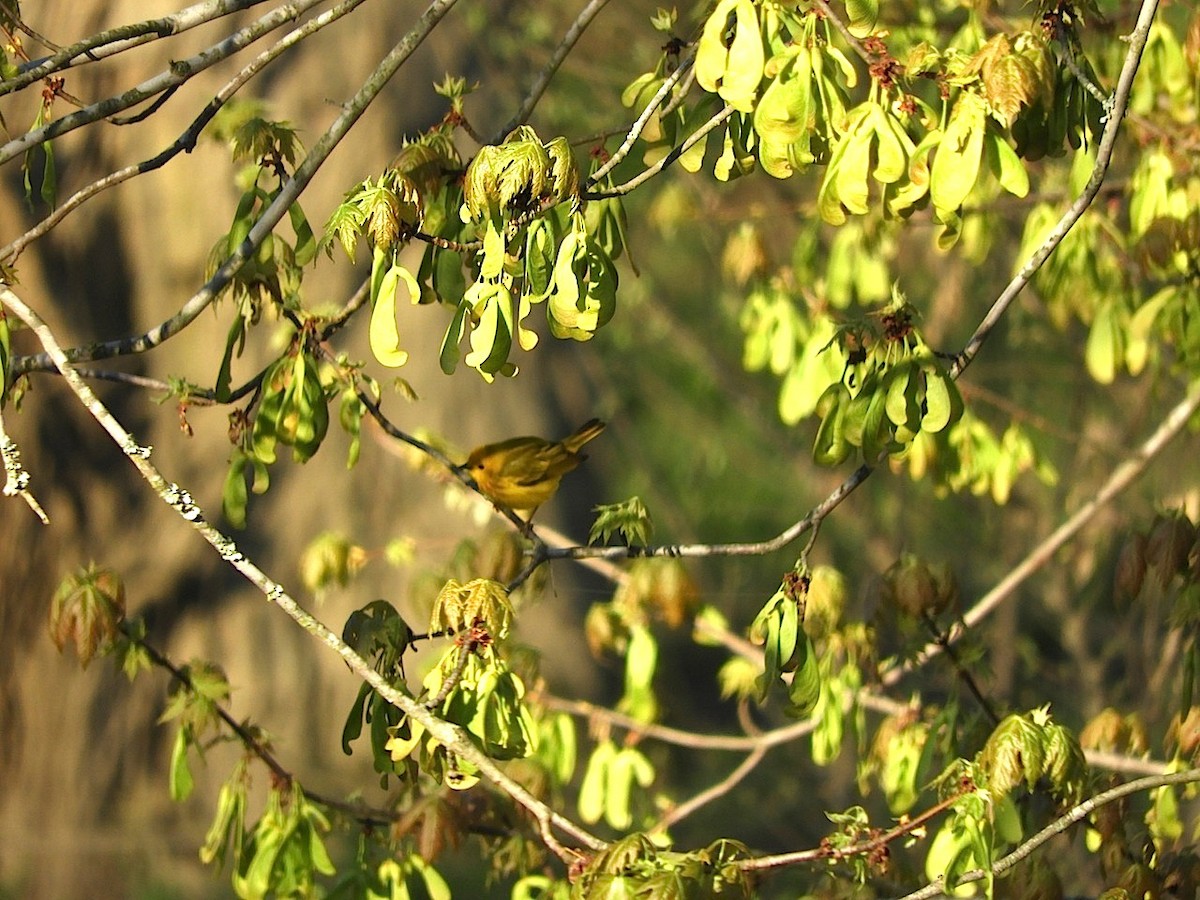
[[570, 834, 753, 899], [1020, 142, 1200, 386], [48, 563, 150, 676], [341, 580, 540, 793], [206, 111, 316, 317], [738, 252, 1057, 500], [811, 293, 963, 467], [926, 708, 1088, 895], [325, 116, 631, 382], [681, 4, 1094, 242], [208, 776, 337, 900], [743, 566, 868, 770], [220, 336, 345, 528]]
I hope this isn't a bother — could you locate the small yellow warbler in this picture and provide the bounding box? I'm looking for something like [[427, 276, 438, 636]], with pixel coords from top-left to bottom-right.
[[461, 418, 605, 515]]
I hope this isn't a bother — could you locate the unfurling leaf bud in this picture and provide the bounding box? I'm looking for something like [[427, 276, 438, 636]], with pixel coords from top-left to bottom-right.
[[49, 564, 127, 668], [803, 566, 846, 639], [978, 712, 1045, 797], [882, 555, 957, 618], [544, 136, 579, 205], [461, 128, 575, 225], [1146, 513, 1195, 588], [299, 531, 367, 596], [1113, 532, 1148, 601]]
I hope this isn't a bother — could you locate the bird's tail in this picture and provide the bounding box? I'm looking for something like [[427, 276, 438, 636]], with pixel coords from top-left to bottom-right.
[[562, 418, 606, 453]]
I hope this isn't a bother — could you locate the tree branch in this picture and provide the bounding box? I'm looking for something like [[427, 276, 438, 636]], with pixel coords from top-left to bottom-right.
[[883, 376, 1200, 688], [950, 0, 1161, 377], [0, 405, 49, 523], [491, 0, 615, 143], [3, 0, 373, 275], [582, 103, 735, 199], [897, 768, 1200, 899], [1, 0, 272, 95], [0, 0, 329, 164], [12, 0, 453, 374], [651, 744, 769, 833], [587, 52, 695, 184]]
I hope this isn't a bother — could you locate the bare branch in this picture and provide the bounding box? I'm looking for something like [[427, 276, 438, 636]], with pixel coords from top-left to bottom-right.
[[541, 460, 871, 560], [950, 0, 1161, 377], [898, 768, 1200, 900], [1, 0, 271, 95], [492, 0, 615, 142], [3, 0, 374, 276], [0, 0, 329, 165], [652, 745, 768, 833], [587, 52, 695, 184], [582, 103, 735, 199], [13, 0, 452, 374], [883, 376, 1200, 688]]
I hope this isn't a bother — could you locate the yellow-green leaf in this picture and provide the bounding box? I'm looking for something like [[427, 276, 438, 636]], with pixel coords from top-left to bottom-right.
[[369, 265, 419, 368]]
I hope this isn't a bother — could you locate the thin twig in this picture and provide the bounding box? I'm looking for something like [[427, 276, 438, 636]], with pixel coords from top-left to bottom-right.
[[2, 0, 372, 274], [134, 626, 400, 827], [540, 461, 872, 561], [582, 104, 735, 199], [883, 377, 1200, 687], [813, 0, 870, 64], [950, 0, 1160, 377], [587, 52, 695, 184], [0, 0, 329, 165], [491, 0, 615, 143], [1, 0, 272, 94], [652, 744, 768, 832], [922, 612, 1001, 726], [897, 768, 1200, 899], [0, 406, 49, 523], [743, 789, 965, 872]]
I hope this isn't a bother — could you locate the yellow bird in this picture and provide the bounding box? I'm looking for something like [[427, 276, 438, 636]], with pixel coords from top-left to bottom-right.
[[461, 418, 605, 515]]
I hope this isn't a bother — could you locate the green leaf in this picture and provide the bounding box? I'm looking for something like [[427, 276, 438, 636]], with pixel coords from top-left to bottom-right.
[[987, 131, 1029, 198], [579, 740, 616, 824], [590, 496, 654, 546], [222, 450, 250, 529], [214, 314, 246, 403], [813, 382, 852, 466], [288, 201, 317, 266], [439, 300, 470, 375], [695, 0, 765, 113], [39, 139, 56, 209], [369, 263, 418, 368], [930, 93, 987, 213], [921, 366, 959, 433], [785, 633, 821, 718], [884, 359, 917, 427], [843, 0, 878, 37], [1085, 300, 1122, 384], [168, 726, 194, 802]]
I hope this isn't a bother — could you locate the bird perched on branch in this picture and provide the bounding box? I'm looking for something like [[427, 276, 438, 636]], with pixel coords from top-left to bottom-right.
[[460, 418, 605, 517]]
